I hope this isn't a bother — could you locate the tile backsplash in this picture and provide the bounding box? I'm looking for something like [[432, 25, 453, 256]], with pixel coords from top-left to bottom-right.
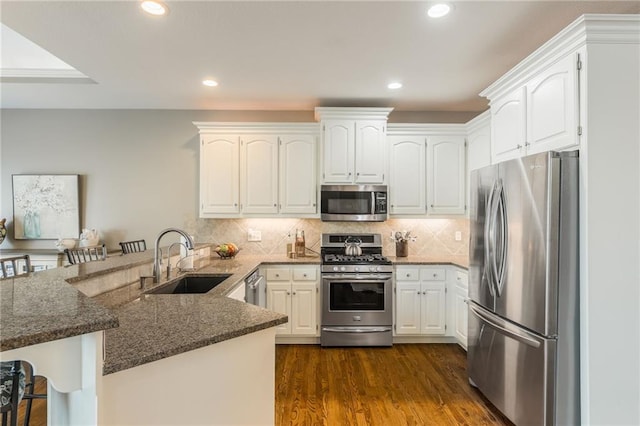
[[187, 218, 469, 258]]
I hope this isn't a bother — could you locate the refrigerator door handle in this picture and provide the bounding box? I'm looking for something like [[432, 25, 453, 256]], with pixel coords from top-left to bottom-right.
[[484, 181, 498, 297], [469, 303, 541, 348], [492, 181, 507, 297]]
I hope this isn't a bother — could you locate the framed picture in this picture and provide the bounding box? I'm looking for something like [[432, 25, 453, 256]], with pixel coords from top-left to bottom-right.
[[12, 174, 80, 240]]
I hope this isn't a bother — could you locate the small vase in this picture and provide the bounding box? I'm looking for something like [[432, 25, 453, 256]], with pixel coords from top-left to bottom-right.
[[395, 240, 409, 257], [23, 211, 41, 239]]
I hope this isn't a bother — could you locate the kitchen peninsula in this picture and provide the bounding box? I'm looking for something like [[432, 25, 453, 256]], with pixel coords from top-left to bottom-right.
[[0, 246, 292, 425]]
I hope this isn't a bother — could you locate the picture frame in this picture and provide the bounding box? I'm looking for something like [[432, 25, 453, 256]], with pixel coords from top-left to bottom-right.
[[12, 174, 80, 240]]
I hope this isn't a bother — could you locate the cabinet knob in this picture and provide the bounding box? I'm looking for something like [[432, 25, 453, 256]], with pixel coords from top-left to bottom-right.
[[234, 203, 238, 207], [273, 203, 277, 207], [406, 273, 410, 277], [275, 274, 280, 277], [293, 291, 297, 295], [357, 172, 360, 176], [525, 142, 530, 147], [287, 291, 291, 295], [348, 172, 352, 176], [433, 273, 437, 277], [517, 144, 523, 149], [431, 204, 434, 208], [313, 203, 316, 207], [303, 274, 307, 277]]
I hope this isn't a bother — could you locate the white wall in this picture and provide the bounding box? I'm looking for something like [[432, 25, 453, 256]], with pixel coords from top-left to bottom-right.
[[581, 43, 640, 425]]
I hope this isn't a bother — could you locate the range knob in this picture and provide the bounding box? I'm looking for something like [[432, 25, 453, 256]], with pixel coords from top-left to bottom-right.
[[369, 266, 376, 272], [340, 266, 346, 272], [333, 266, 339, 272], [354, 267, 360, 272], [376, 266, 383, 272]]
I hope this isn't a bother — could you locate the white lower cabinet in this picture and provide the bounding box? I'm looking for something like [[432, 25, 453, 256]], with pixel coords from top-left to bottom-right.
[[453, 270, 469, 349], [265, 266, 319, 337], [395, 267, 447, 335]]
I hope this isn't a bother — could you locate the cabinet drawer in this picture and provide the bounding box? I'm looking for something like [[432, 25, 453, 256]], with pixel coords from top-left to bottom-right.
[[266, 269, 291, 281], [420, 268, 446, 281], [293, 268, 317, 281], [396, 268, 419, 281], [455, 270, 469, 288]]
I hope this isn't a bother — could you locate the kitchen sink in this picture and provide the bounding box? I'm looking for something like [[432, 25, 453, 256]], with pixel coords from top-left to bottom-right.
[[147, 275, 232, 294]]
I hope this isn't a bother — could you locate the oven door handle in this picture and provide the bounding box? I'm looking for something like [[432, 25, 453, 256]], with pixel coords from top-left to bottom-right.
[[321, 274, 393, 280], [321, 327, 392, 333]]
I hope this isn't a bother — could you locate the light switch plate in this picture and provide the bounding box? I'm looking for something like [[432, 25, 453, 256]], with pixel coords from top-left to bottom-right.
[[248, 229, 262, 242], [454, 231, 462, 241]]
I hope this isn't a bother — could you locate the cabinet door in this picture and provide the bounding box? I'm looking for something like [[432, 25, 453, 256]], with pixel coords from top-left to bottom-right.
[[455, 286, 468, 349], [395, 281, 421, 335], [322, 120, 354, 183], [200, 135, 240, 215], [491, 88, 526, 163], [355, 120, 386, 183], [241, 135, 279, 214], [279, 135, 317, 214], [526, 53, 579, 155], [427, 136, 466, 215], [388, 136, 426, 215], [467, 120, 492, 172], [421, 282, 446, 335], [266, 282, 291, 334], [291, 282, 317, 336]]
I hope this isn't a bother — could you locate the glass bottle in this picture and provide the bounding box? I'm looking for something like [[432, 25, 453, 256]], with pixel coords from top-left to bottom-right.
[[295, 229, 306, 257]]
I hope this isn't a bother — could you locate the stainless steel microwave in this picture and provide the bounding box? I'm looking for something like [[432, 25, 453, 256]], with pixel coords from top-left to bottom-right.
[[320, 185, 388, 222]]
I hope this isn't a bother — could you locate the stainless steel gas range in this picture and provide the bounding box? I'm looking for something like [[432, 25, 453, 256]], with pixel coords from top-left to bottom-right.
[[320, 233, 393, 347]]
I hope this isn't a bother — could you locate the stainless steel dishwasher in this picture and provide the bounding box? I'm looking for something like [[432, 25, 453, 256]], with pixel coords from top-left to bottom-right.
[[244, 269, 265, 307]]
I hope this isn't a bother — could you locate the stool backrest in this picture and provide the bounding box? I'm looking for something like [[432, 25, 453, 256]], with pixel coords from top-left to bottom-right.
[[119, 239, 146, 254], [0, 255, 31, 279], [65, 244, 107, 265]]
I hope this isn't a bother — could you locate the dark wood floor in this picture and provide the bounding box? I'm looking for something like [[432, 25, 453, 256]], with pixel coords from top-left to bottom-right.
[[275, 344, 512, 426], [14, 372, 47, 426]]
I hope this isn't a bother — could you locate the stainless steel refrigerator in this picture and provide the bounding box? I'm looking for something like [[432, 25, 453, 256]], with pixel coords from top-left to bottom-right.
[[468, 151, 580, 425]]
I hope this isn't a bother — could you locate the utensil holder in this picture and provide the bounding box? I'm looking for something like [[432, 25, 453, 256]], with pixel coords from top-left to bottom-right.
[[396, 240, 409, 257]]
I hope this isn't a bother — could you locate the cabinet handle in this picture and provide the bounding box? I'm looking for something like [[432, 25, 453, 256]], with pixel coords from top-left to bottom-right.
[[406, 273, 411, 278], [273, 203, 277, 207], [293, 291, 297, 295], [433, 273, 437, 277], [313, 203, 316, 207], [287, 291, 291, 295], [357, 172, 360, 176], [275, 274, 280, 277], [303, 274, 307, 277], [234, 203, 238, 207], [431, 204, 434, 208], [525, 142, 530, 147], [517, 144, 522, 149]]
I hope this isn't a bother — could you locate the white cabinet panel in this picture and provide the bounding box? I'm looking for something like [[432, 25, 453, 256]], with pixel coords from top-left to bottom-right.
[[491, 88, 526, 163], [200, 135, 240, 215], [395, 266, 447, 336], [421, 282, 446, 335], [355, 120, 386, 183], [266, 282, 291, 335], [395, 281, 421, 335], [427, 136, 466, 215], [527, 53, 579, 155], [291, 283, 317, 336], [241, 135, 279, 214], [279, 135, 317, 214], [322, 119, 354, 183], [389, 136, 426, 214]]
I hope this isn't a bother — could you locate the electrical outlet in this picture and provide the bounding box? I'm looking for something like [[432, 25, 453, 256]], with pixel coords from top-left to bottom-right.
[[247, 229, 262, 242], [455, 231, 462, 241]]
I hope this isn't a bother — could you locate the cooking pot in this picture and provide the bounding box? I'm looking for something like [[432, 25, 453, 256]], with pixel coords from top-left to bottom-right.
[[344, 237, 362, 256]]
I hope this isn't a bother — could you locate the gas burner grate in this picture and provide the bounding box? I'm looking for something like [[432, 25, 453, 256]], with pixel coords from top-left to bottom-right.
[[323, 253, 391, 264]]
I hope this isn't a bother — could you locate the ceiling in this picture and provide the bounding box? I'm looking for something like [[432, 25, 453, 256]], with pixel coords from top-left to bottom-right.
[[1, 1, 639, 112]]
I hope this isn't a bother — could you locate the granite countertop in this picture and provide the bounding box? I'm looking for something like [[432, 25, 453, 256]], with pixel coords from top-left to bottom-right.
[[1, 246, 467, 375]]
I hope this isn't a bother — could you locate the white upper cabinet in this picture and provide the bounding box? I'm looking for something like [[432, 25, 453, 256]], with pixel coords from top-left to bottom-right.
[[466, 110, 492, 172], [482, 39, 584, 164], [279, 134, 317, 214], [316, 107, 393, 184], [195, 122, 319, 218], [354, 120, 386, 183], [490, 87, 527, 163], [388, 135, 426, 214], [241, 135, 279, 214], [321, 119, 355, 183], [526, 53, 579, 155], [200, 135, 240, 215], [427, 136, 466, 215]]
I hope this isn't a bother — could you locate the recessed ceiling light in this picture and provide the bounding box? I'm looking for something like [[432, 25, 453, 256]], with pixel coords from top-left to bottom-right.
[[141, 1, 168, 16], [427, 3, 452, 18], [387, 82, 403, 90], [202, 79, 219, 87]]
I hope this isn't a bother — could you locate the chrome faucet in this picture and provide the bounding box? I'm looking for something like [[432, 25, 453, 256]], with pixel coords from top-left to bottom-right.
[[166, 242, 187, 279], [152, 228, 194, 283]]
